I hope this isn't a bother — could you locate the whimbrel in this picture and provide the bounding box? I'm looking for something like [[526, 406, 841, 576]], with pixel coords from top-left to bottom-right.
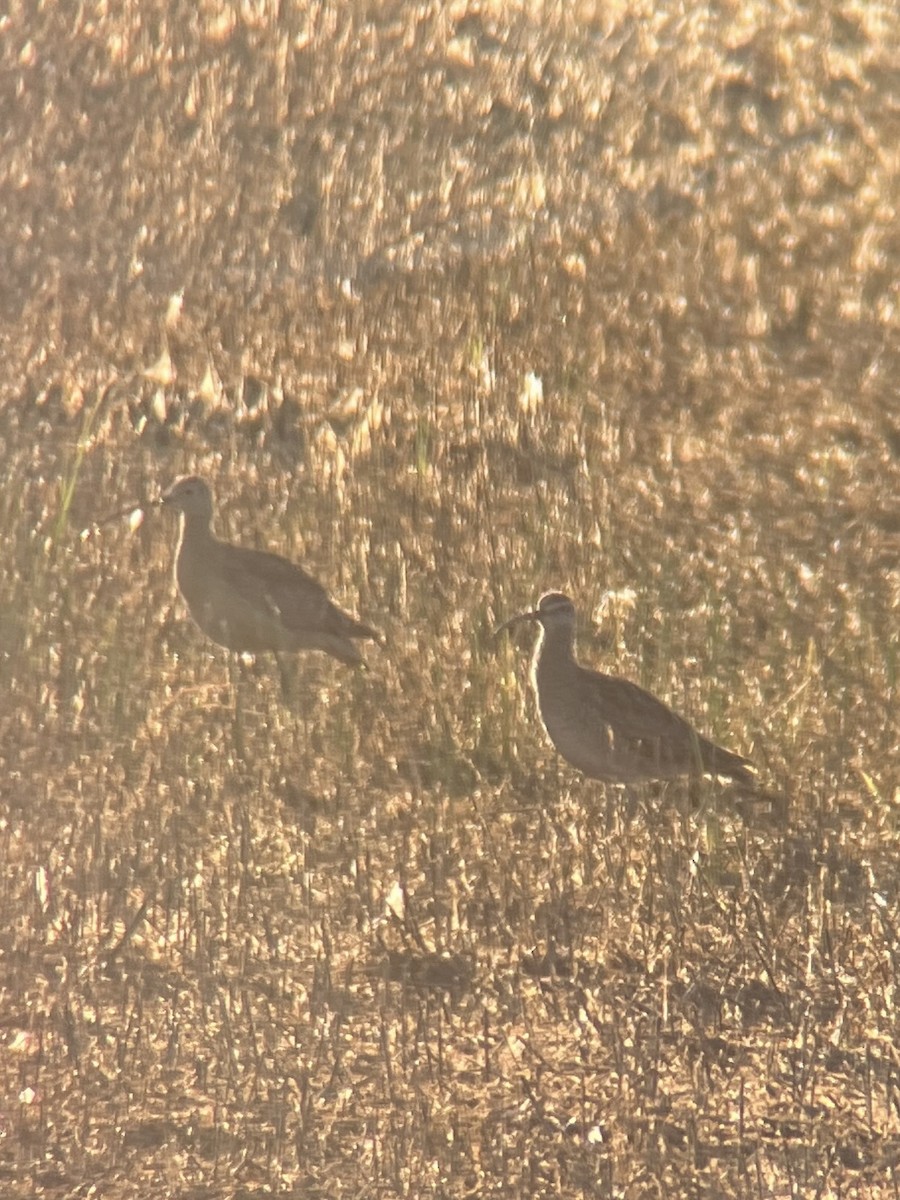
[[161, 475, 379, 666], [495, 591, 754, 785]]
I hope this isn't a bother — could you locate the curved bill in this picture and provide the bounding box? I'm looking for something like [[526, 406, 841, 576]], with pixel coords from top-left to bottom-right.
[[79, 495, 161, 540], [493, 608, 541, 638]]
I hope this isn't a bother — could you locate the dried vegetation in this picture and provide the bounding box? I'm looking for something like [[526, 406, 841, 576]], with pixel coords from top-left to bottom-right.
[[0, 0, 898, 1195]]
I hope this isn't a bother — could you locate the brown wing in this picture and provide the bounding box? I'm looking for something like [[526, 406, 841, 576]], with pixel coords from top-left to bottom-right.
[[220, 543, 376, 641], [582, 669, 696, 742], [582, 668, 754, 782]]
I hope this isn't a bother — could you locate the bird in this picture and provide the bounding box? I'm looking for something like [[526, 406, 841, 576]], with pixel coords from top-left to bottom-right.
[[495, 591, 755, 785], [160, 475, 379, 666]]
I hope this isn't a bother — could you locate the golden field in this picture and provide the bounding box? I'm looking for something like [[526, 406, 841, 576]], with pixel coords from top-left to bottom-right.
[[0, 1, 898, 1195]]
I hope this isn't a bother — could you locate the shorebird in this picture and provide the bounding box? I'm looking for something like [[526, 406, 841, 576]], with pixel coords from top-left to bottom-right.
[[161, 475, 379, 666], [495, 591, 755, 785]]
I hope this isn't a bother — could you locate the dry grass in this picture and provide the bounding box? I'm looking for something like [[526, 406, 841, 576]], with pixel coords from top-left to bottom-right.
[[1, 0, 899, 1195]]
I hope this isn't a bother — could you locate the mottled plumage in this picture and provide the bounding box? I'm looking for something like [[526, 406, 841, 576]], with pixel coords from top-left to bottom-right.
[[496, 592, 754, 784], [162, 476, 378, 666]]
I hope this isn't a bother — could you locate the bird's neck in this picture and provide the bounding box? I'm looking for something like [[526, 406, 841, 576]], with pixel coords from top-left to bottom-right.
[[534, 623, 576, 673], [178, 511, 214, 549]]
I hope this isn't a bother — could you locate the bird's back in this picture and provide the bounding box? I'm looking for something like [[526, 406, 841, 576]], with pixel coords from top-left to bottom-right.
[[535, 656, 754, 784], [176, 530, 376, 663]]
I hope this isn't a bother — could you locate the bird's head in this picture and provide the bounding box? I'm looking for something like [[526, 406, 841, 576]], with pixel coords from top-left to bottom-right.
[[161, 475, 215, 520], [494, 591, 577, 638]]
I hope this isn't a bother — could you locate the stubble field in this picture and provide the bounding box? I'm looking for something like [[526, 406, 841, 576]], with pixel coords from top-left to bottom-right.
[[1, 0, 898, 1195]]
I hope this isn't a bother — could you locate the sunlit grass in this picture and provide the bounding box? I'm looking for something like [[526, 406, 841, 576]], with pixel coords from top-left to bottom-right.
[[0, 0, 898, 1195]]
